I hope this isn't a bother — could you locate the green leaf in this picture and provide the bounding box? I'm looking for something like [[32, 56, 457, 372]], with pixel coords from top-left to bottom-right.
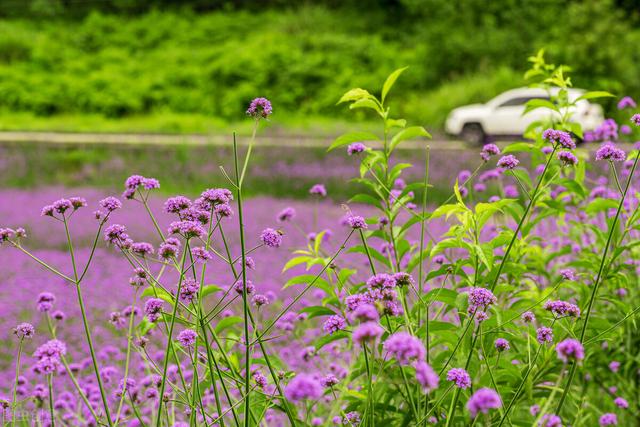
[[315, 331, 349, 351], [523, 98, 558, 115], [282, 256, 313, 272], [141, 286, 174, 304], [299, 306, 337, 319], [328, 131, 379, 152], [337, 88, 374, 104], [381, 66, 408, 103], [389, 126, 431, 151], [349, 98, 382, 113], [502, 142, 536, 154], [576, 91, 615, 101], [214, 316, 242, 334], [201, 284, 223, 298]]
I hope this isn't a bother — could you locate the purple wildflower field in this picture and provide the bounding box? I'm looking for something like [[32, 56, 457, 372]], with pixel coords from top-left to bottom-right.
[[1, 55, 640, 427]]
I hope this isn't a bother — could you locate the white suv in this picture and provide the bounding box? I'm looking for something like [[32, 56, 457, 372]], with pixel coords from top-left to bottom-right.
[[445, 87, 604, 144]]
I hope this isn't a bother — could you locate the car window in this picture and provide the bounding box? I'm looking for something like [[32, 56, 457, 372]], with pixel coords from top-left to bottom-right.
[[497, 96, 550, 108]]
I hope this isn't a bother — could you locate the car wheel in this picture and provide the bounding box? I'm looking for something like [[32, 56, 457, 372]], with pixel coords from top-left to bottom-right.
[[460, 123, 485, 145]]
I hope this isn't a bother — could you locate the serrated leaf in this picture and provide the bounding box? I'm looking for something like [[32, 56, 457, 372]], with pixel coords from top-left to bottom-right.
[[382, 66, 408, 103], [389, 126, 431, 151]]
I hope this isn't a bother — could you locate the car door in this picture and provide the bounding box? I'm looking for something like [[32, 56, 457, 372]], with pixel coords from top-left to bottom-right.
[[484, 96, 551, 136]]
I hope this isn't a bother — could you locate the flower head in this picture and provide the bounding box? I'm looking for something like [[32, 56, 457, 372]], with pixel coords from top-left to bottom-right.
[[260, 228, 283, 248], [632, 114, 640, 126], [468, 287, 497, 312], [277, 207, 296, 222], [309, 184, 327, 197], [522, 311, 536, 323], [497, 155, 519, 170], [494, 338, 510, 352], [415, 361, 439, 393], [383, 332, 426, 365], [558, 151, 578, 166], [352, 321, 383, 345], [543, 129, 575, 149], [537, 327, 553, 344], [539, 414, 562, 427], [347, 143, 367, 155], [14, 323, 35, 340], [323, 315, 346, 335], [595, 144, 626, 162], [618, 96, 636, 110], [446, 368, 471, 389], [347, 215, 367, 230], [246, 97, 273, 119], [283, 373, 322, 402], [480, 143, 501, 162], [543, 300, 580, 318], [467, 388, 501, 418], [556, 338, 585, 362], [599, 413, 617, 426], [144, 298, 164, 322], [177, 329, 197, 348]]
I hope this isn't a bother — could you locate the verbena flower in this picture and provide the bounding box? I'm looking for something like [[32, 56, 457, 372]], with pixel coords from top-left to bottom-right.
[[556, 338, 585, 362], [383, 332, 426, 365], [468, 287, 497, 312], [631, 114, 640, 126], [177, 329, 197, 348], [233, 280, 255, 295], [277, 207, 296, 222], [323, 315, 346, 335], [480, 143, 501, 162], [599, 413, 617, 426], [347, 215, 367, 229], [246, 97, 273, 119], [99, 196, 122, 212], [351, 304, 379, 322], [618, 96, 636, 109], [33, 339, 67, 375], [180, 279, 200, 303], [467, 388, 501, 418], [614, 397, 628, 409], [352, 321, 383, 345], [558, 151, 578, 166], [595, 144, 626, 162], [283, 373, 322, 402], [321, 374, 339, 388], [131, 242, 154, 257], [260, 228, 282, 248], [14, 322, 35, 339], [522, 311, 536, 323], [415, 361, 439, 393], [347, 143, 367, 155], [608, 361, 620, 373], [144, 298, 164, 322], [165, 196, 192, 214], [251, 294, 269, 307], [168, 220, 205, 239], [497, 155, 519, 170], [309, 184, 327, 197], [539, 414, 562, 427], [494, 338, 510, 352], [536, 327, 553, 344], [191, 246, 211, 263], [559, 269, 575, 281], [253, 371, 267, 388], [543, 129, 575, 150], [543, 300, 580, 318], [446, 368, 471, 389]]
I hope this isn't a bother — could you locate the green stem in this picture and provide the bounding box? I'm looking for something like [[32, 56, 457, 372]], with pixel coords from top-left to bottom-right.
[[156, 247, 188, 427], [47, 374, 55, 427], [11, 339, 23, 427], [232, 133, 252, 427]]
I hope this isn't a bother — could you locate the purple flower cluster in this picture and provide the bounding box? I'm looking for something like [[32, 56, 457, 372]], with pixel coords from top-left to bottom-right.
[[260, 228, 283, 248], [122, 174, 160, 199], [595, 144, 626, 162], [480, 143, 501, 162], [383, 332, 426, 365], [497, 155, 519, 170], [246, 97, 273, 119], [447, 368, 471, 389], [467, 388, 501, 417], [543, 300, 580, 318], [283, 373, 323, 402], [556, 338, 585, 362], [543, 129, 576, 150]]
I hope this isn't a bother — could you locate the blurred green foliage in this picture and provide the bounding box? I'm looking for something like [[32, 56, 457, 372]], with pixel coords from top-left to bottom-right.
[[0, 0, 637, 132]]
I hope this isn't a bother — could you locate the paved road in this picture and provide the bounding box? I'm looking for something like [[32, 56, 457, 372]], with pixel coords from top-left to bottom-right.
[[0, 130, 467, 150]]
